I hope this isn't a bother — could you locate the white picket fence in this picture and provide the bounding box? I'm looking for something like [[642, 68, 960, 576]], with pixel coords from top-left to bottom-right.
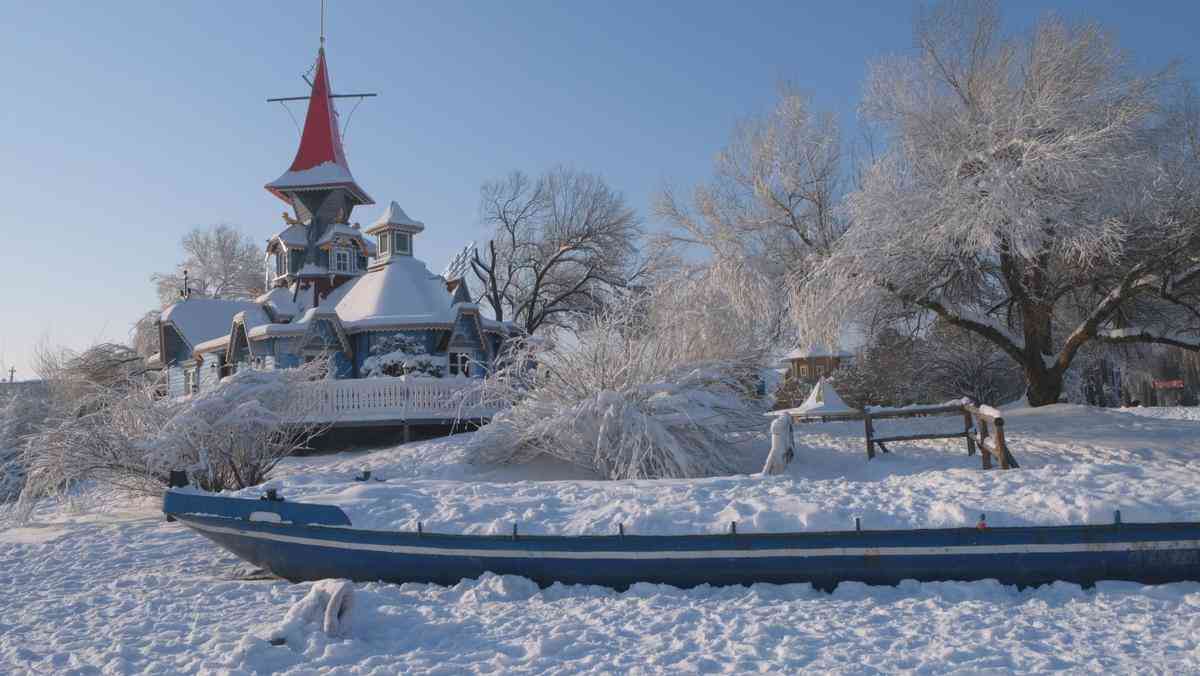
[[292, 376, 496, 424]]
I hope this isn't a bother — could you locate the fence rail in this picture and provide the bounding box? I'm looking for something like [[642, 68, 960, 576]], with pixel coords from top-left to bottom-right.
[[292, 377, 497, 423], [782, 401, 1018, 470]]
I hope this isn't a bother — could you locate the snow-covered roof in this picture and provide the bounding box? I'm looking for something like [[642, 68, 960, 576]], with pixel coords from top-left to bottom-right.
[[233, 307, 272, 335], [193, 334, 230, 354], [783, 343, 852, 361], [780, 378, 856, 416], [160, 298, 260, 350], [368, 201, 425, 234], [265, 160, 373, 206], [273, 224, 308, 248], [334, 255, 454, 327], [257, 287, 299, 319], [316, 223, 377, 255]]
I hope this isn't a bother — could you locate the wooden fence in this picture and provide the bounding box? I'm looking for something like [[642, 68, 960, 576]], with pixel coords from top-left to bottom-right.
[[785, 402, 1018, 470]]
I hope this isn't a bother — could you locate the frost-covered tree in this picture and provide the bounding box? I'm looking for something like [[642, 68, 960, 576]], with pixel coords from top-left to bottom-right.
[[470, 167, 646, 334], [152, 224, 265, 307], [130, 310, 162, 358], [656, 84, 845, 278], [797, 1, 1200, 406]]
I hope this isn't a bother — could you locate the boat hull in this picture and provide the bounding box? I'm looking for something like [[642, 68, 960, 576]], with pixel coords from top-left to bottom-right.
[[165, 492, 1200, 591]]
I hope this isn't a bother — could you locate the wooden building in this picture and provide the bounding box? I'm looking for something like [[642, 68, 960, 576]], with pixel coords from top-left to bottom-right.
[[150, 42, 511, 426]]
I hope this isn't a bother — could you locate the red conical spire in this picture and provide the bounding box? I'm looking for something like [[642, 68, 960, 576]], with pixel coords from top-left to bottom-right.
[[288, 48, 347, 173], [266, 47, 372, 206]]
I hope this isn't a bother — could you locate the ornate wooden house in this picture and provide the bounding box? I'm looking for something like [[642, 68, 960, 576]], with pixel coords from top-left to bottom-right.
[[152, 45, 510, 426]]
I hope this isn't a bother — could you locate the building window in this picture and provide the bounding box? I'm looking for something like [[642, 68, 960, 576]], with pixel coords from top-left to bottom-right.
[[275, 253, 286, 276], [394, 233, 411, 255], [333, 247, 355, 273], [799, 365, 808, 378], [379, 232, 390, 255], [449, 352, 470, 377], [183, 368, 198, 395]]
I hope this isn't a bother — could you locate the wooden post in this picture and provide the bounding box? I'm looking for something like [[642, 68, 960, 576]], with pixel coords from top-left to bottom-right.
[[978, 417, 992, 470], [963, 410, 976, 456], [995, 418, 1017, 469], [863, 409, 875, 460]]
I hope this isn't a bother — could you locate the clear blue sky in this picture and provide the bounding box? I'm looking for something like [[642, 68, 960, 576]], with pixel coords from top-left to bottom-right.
[[1, 1, 1195, 379]]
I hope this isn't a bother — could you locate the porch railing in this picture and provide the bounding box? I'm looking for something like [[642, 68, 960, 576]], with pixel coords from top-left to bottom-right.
[[292, 376, 497, 423]]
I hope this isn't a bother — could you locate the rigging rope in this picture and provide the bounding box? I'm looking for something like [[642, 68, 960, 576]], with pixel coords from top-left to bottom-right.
[[279, 100, 302, 137], [341, 95, 365, 141]]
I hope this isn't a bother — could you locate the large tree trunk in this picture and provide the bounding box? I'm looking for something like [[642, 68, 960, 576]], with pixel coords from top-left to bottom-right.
[[1020, 298, 1062, 406], [1024, 366, 1064, 406]]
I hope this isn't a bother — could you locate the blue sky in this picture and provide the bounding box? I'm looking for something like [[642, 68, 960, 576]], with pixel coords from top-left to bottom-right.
[[1, 1, 1196, 379]]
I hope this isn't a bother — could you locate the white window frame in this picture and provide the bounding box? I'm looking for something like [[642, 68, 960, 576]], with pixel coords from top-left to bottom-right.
[[183, 367, 198, 395], [394, 232, 411, 255], [449, 352, 471, 377], [378, 232, 390, 255], [333, 247, 355, 273]]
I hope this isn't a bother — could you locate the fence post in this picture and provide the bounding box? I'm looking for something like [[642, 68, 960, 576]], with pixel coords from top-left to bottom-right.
[[978, 417, 992, 470], [863, 409, 876, 460], [995, 418, 1017, 469], [963, 409, 976, 456], [764, 415, 791, 475]]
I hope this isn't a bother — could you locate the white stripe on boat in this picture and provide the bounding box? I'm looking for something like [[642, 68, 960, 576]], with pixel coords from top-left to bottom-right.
[[180, 518, 1200, 560]]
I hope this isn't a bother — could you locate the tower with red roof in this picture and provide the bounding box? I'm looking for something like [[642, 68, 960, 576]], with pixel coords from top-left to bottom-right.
[[263, 45, 375, 306]]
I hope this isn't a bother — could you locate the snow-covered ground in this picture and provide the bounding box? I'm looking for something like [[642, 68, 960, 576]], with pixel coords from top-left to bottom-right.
[[3, 403, 1200, 673]]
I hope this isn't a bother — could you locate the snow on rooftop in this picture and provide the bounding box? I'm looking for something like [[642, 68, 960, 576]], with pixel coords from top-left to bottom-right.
[[783, 343, 852, 360], [370, 201, 425, 233], [783, 378, 856, 416], [256, 287, 299, 318], [316, 223, 376, 255], [267, 160, 359, 191], [335, 254, 453, 326], [160, 298, 261, 349], [273, 224, 308, 248]]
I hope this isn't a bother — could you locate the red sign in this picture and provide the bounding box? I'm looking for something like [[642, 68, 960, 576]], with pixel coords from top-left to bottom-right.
[[1152, 379, 1185, 390]]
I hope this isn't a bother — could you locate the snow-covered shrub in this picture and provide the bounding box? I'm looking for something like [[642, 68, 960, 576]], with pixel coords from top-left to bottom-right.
[[0, 390, 48, 502], [16, 361, 326, 517], [468, 258, 782, 480], [152, 364, 328, 492], [361, 334, 446, 378]]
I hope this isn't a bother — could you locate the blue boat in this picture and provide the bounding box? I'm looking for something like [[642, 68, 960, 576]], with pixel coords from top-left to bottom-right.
[[163, 490, 1200, 591]]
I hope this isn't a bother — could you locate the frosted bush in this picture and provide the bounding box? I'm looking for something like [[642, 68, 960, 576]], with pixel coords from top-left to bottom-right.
[[0, 391, 47, 502], [468, 258, 781, 480], [361, 334, 446, 378], [16, 361, 326, 517]]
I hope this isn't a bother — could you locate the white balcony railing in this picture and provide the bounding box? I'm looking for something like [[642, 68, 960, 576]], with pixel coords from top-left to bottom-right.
[[292, 376, 497, 424]]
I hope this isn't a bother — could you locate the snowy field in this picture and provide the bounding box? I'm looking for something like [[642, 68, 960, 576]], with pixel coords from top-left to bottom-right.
[[3, 403, 1200, 673]]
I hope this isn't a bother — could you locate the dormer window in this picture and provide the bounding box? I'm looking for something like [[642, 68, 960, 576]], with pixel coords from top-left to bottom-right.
[[333, 247, 356, 273], [378, 232, 390, 255]]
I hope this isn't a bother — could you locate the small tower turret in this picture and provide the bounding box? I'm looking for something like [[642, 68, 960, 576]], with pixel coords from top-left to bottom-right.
[[367, 201, 425, 264]]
